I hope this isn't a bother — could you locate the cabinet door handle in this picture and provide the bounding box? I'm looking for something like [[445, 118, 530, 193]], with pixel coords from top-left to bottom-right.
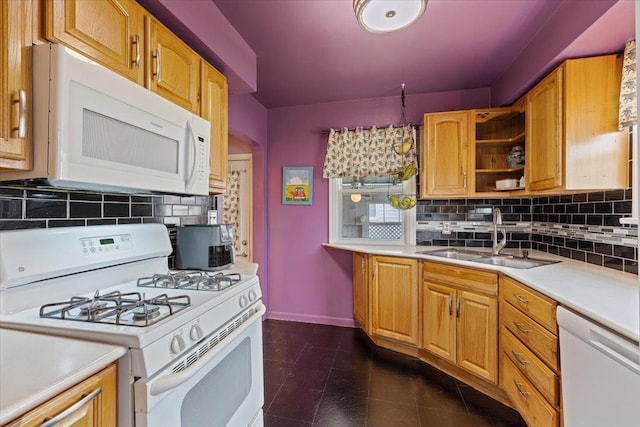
[[513, 321, 530, 334], [456, 299, 461, 318], [511, 350, 528, 366], [40, 386, 102, 427], [361, 259, 366, 274], [513, 380, 530, 398], [12, 90, 26, 138], [153, 48, 161, 82], [462, 171, 467, 189], [448, 297, 452, 316], [514, 294, 529, 305], [132, 34, 141, 68]]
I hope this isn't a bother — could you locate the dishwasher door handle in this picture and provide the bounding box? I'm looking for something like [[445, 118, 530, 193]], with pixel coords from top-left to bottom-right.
[[590, 330, 640, 375]]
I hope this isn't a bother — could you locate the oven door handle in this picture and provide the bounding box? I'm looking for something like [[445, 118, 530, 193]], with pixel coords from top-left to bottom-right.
[[149, 303, 265, 396]]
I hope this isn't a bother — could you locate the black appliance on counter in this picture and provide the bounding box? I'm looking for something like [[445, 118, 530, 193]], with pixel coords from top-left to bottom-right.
[[175, 224, 235, 271]]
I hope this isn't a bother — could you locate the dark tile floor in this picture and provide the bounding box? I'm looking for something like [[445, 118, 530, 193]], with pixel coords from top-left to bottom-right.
[[262, 319, 527, 427]]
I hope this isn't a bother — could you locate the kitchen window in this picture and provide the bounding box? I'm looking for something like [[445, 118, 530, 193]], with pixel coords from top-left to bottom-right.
[[328, 176, 416, 245]]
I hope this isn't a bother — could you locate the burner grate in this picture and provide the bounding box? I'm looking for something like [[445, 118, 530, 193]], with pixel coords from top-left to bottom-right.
[[39, 290, 191, 327], [138, 271, 242, 291]]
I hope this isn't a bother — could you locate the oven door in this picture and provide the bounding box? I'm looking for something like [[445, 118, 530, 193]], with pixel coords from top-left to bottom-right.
[[134, 304, 265, 427]]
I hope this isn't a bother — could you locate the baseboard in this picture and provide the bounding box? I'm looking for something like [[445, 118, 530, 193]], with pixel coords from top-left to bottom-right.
[[265, 310, 357, 328]]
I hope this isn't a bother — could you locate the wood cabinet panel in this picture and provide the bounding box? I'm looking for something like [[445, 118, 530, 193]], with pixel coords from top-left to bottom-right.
[[502, 327, 558, 405], [526, 67, 563, 191], [502, 302, 558, 371], [423, 282, 456, 362], [146, 16, 199, 112], [352, 252, 369, 331], [0, 0, 33, 170], [6, 364, 117, 427], [371, 256, 419, 345], [423, 262, 497, 296], [45, 0, 144, 85], [457, 290, 498, 383], [502, 356, 558, 427], [502, 276, 557, 333], [201, 60, 228, 193], [421, 111, 471, 197]]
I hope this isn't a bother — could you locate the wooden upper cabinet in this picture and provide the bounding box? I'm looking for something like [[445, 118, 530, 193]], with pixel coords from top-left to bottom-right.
[[201, 60, 228, 193], [146, 16, 200, 113], [526, 55, 629, 192], [1, 0, 33, 170], [370, 256, 419, 345], [421, 111, 471, 197], [45, 0, 144, 86], [526, 67, 563, 191]]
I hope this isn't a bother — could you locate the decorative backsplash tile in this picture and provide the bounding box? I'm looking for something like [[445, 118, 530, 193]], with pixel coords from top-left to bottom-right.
[[0, 185, 213, 230], [416, 190, 637, 274]]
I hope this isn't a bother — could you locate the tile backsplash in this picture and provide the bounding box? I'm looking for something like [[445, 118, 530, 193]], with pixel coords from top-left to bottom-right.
[[416, 189, 637, 274], [0, 185, 216, 265]]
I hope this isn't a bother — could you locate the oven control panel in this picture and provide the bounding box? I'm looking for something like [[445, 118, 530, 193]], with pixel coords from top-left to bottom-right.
[[80, 234, 133, 255]]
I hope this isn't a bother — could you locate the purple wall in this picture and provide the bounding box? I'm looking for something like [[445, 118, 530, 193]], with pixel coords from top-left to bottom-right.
[[266, 89, 491, 326], [227, 94, 269, 308]]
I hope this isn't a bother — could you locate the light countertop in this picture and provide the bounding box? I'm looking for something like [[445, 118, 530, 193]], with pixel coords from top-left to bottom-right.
[[0, 328, 127, 425], [324, 243, 640, 343]]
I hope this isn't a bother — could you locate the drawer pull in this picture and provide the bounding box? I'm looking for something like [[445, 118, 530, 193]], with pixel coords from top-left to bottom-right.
[[514, 294, 529, 305], [513, 321, 530, 334], [513, 380, 530, 398], [511, 350, 529, 366], [40, 386, 102, 427]]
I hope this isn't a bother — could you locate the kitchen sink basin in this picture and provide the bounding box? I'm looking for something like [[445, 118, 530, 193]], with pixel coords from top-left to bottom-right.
[[417, 248, 560, 269], [472, 256, 560, 269], [416, 248, 487, 261]]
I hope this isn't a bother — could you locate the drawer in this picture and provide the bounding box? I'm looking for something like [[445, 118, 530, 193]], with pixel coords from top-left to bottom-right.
[[423, 262, 498, 295], [502, 276, 557, 333], [502, 356, 558, 427], [503, 303, 558, 371], [501, 327, 558, 405]]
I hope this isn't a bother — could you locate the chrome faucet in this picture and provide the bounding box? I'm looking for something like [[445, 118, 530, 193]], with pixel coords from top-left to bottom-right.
[[492, 207, 507, 255]]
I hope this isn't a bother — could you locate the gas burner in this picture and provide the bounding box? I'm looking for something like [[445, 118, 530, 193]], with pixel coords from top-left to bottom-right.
[[131, 305, 161, 322], [39, 291, 191, 327], [137, 271, 242, 291]]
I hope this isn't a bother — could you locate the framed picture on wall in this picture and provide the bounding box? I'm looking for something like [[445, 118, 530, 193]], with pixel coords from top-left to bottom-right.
[[282, 166, 313, 205]]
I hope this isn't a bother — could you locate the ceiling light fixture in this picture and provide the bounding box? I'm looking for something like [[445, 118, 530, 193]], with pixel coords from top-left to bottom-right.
[[353, 0, 427, 34]]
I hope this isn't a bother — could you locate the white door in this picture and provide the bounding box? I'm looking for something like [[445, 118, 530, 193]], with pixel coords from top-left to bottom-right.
[[223, 154, 253, 261]]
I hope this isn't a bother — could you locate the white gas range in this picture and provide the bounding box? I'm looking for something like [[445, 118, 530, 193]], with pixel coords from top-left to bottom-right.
[[0, 224, 265, 427]]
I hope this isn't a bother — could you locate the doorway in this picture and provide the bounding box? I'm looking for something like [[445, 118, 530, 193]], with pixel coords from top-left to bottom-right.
[[223, 154, 253, 261]]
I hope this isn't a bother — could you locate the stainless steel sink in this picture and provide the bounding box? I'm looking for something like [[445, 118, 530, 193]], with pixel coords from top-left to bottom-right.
[[472, 256, 560, 269], [416, 248, 487, 261], [417, 248, 560, 269]]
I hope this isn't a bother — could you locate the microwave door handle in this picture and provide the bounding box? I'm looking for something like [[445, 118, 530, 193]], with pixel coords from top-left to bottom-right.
[[184, 119, 198, 193]]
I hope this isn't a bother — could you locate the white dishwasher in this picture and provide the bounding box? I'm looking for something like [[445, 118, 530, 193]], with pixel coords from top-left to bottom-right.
[[557, 307, 640, 427]]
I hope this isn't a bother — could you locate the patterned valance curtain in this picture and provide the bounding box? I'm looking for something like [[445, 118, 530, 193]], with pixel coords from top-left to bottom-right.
[[619, 39, 637, 130], [322, 125, 416, 178]]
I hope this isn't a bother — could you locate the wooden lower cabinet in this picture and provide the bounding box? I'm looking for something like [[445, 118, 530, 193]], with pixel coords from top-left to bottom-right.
[[350, 256, 566, 424], [5, 363, 117, 427], [352, 252, 369, 332], [500, 276, 560, 427], [370, 255, 419, 345], [423, 262, 498, 384]]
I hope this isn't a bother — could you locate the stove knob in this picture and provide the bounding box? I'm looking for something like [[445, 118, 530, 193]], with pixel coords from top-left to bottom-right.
[[170, 335, 186, 354], [190, 324, 203, 342], [248, 290, 257, 301], [239, 295, 248, 308]]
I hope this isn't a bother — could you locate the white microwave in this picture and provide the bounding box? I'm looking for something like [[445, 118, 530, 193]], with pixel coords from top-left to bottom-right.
[[2, 43, 211, 195]]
